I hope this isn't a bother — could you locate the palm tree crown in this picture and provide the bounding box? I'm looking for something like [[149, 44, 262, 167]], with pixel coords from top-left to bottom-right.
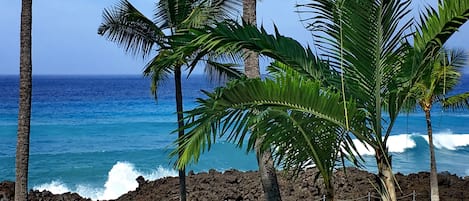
[[98, 1, 241, 200]]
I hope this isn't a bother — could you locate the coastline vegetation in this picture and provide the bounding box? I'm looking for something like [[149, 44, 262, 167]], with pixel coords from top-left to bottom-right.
[[11, 0, 469, 201], [155, 0, 469, 200], [404, 48, 469, 201]]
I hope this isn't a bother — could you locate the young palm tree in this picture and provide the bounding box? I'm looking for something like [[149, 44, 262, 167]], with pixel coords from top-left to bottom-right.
[[175, 65, 364, 200], [15, 0, 33, 200], [98, 1, 241, 200], [164, 0, 469, 200], [406, 48, 469, 201], [166, 21, 366, 200]]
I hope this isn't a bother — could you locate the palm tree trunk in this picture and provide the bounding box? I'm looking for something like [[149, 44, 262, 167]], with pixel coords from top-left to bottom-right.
[[243, 1, 281, 200], [255, 143, 281, 201], [375, 148, 397, 201], [325, 178, 335, 201], [174, 65, 187, 201], [425, 106, 440, 201], [15, 0, 33, 200], [242, 0, 259, 78]]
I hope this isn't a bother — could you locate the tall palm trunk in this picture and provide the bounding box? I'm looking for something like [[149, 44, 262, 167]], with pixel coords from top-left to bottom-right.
[[424, 105, 439, 201], [375, 148, 397, 201], [174, 65, 187, 201], [15, 0, 33, 200], [242, 0, 259, 78], [243, 0, 281, 200]]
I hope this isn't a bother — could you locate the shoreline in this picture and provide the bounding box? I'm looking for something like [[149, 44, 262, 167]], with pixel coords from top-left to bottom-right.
[[1, 167, 469, 201]]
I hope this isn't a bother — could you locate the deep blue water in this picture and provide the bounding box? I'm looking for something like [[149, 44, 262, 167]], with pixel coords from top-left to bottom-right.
[[0, 74, 468, 200]]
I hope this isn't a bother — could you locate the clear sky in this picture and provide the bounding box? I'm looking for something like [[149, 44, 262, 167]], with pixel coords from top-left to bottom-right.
[[1, 0, 468, 75]]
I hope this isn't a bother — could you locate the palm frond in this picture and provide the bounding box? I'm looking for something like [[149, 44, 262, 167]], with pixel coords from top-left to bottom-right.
[[98, 0, 165, 58], [432, 49, 468, 95], [155, 0, 192, 29], [299, 1, 412, 131], [175, 20, 331, 82], [414, 0, 469, 53], [442, 92, 469, 110], [172, 69, 367, 169], [185, 0, 241, 28], [408, 0, 469, 86], [202, 60, 243, 82], [255, 109, 343, 186], [143, 49, 175, 100]]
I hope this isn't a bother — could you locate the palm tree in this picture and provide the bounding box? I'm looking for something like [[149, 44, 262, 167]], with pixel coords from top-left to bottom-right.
[[168, 21, 366, 200], [15, 0, 33, 201], [164, 0, 469, 200], [98, 1, 241, 200], [242, 0, 282, 200], [406, 48, 469, 201], [176, 65, 364, 200]]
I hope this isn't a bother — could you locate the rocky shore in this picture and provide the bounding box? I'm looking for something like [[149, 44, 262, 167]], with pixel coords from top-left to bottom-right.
[[1, 168, 468, 201]]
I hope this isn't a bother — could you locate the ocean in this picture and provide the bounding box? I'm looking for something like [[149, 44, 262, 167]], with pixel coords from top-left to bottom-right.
[[0, 74, 468, 200]]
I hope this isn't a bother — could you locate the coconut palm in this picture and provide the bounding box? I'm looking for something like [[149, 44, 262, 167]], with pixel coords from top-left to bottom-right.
[[164, 0, 469, 200], [98, 0, 241, 200], [405, 48, 469, 201], [15, 0, 33, 200]]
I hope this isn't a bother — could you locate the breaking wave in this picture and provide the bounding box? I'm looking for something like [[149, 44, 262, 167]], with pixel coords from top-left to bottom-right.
[[33, 161, 178, 200]]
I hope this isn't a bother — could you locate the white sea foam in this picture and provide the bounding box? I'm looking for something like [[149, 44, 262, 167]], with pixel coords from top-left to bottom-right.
[[34, 180, 70, 194], [351, 134, 416, 156], [351, 132, 469, 155], [33, 161, 178, 200], [425, 132, 469, 150], [387, 134, 417, 153]]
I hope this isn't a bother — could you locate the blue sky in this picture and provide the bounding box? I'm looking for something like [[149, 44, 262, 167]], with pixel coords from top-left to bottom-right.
[[1, 0, 468, 75]]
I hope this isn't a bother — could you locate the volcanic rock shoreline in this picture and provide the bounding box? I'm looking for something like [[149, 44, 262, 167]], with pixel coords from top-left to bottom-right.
[[1, 168, 468, 201]]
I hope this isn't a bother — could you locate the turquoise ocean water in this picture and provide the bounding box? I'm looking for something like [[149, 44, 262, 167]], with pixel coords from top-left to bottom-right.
[[1, 75, 468, 200]]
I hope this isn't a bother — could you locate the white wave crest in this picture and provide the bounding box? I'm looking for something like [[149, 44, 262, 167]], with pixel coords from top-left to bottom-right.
[[352, 134, 417, 156], [351, 132, 469, 155], [34, 180, 70, 194], [33, 161, 178, 200], [426, 132, 469, 150]]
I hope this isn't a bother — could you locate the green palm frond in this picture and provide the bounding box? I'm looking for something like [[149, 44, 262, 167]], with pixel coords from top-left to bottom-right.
[[180, 0, 241, 29], [299, 0, 412, 136], [254, 109, 343, 185], [408, 0, 469, 87], [142, 49, 175, 100], [414, 0, 469, 53], [172, 68, 368, 169], [155, 0, 192, 29], [197, 0, 241, 25], [435, 49, 468, 93], [176, 20, 330, 82], [202, 60, 243, 82], [300, 0, 411, 82], [155, 0, 241, 30], [98, 0, 165, 58], [442, 92, 469, 110]]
